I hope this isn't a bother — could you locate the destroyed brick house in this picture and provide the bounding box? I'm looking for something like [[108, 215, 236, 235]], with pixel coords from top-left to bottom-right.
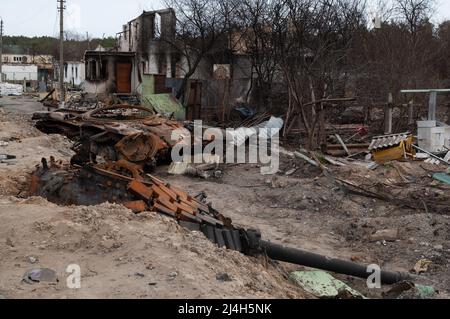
[[83, 8, 253, 121], [84, 9, 178, 96]]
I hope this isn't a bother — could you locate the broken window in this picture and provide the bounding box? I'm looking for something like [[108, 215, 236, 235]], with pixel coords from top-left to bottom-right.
[[86, 59, 108, 81], [86, 60, 95, 81], [123, 25, 128, 40], [154, 14, 161, 39], [64, 64, 68, 78]]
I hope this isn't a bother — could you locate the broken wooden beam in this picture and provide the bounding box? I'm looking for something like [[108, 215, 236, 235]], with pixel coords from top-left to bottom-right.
[[294, 151, 319, 167], [335, 134, 351, 156]]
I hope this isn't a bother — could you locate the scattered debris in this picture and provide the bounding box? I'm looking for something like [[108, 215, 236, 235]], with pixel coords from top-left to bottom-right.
[[294, 151, 319, 167], [383, 281, 437, 299], [168, 272, 178, 280], [0, 83, 23, 96], [412, 259, 432, 274], [33, 106, 185, 171], [0, 141, 8, 147], [30, 159, 411, 284], [369, 229, 399, 242], [216, 273, 233, 282], [285, 168, 298, 176], [123, 200, 148, 213], [0, 154, 16, 163], [22, 268, 58, 285], [228, 116, 283, 146], [335, 134, 351, 156], [413, 145, 450, 166], [369, 133, 415, 164], [290, 271, 365, 299], [6, 237, 14, 248], [326, 143, 369, 157], [168, 161, 222, 180], [432, 173, 450, 185]]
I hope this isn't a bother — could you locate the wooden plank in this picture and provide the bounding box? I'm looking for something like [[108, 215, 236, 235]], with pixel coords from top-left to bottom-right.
[[335, 134, 351, 156], [294, 151, 319, 167]]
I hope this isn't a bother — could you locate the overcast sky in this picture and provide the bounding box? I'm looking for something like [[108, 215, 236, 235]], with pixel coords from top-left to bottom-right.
[[0, 0, 165, 38], [1, 0, 450, 38]]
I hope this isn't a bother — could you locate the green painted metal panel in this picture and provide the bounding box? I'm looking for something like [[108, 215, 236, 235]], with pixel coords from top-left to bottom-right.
[[433, 173, 450, 185], [141, 74, 185, 120], [143, 93, 185, 120], [290, 271, 365, 299], [142, 74, 155, 95]]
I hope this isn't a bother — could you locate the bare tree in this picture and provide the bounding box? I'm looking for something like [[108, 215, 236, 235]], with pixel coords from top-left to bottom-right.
[[163, 0, 234, 103], [277, 0, 366, 148], [394, 0, 435, 36], [234, 0, 280, 110]]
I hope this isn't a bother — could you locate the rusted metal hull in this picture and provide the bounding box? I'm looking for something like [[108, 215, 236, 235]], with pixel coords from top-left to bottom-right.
[[33, 105, 186, 171], [29, 158, 411, 284]]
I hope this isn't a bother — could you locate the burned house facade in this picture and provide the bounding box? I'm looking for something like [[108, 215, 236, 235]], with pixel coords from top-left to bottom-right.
[[84, 50, 136, 95], [118, 9, 177, 78], [83, 9, 177, 96], [82, 8, 255, 122]]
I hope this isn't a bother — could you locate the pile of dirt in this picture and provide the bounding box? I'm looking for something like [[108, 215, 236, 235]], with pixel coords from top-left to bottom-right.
[[0, 196, 305, 299], [0, 110, 74, 197]]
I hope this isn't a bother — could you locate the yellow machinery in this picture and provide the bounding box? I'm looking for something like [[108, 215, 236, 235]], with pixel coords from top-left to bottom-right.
[[369, 133, 416, 164]]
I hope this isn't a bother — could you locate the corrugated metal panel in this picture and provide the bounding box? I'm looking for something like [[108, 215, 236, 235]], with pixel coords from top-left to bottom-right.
[[369, 133, 410, 151], [143, 93, 185, 120]]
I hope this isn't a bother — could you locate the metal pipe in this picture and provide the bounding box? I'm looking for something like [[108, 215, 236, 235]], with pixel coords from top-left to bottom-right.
[[401, 89, 450, 93], [261, 241, 411, 284]]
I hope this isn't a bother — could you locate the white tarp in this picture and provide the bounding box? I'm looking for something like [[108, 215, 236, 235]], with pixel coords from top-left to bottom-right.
[[228, 116, 284, 147], [0, 83, 23, 96]]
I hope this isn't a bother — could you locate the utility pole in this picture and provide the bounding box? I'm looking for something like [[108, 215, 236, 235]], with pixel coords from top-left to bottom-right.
[[0, 19, 4, 83], [86, 32, 90, 50], [58, 0, 66, 107], [384, 93, 393, 135]]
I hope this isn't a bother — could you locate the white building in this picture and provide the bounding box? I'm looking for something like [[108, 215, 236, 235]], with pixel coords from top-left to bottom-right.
[[2, 54, 53, 65], [2, 64, 38, 81], [63, 61, 85, 86]]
